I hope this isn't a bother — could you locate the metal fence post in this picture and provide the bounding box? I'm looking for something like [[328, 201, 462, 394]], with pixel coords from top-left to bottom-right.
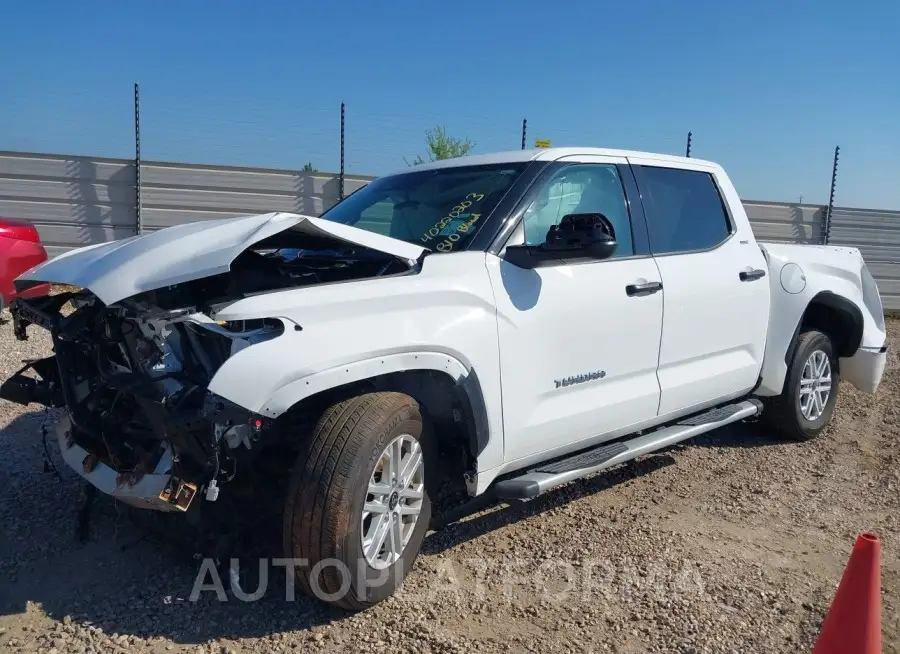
[[134, 82, 142, 235], [685, 131, 692, 158], [824, 145, 840, 244], [339, 102, 345, 201], [521, 119, 527, 150]]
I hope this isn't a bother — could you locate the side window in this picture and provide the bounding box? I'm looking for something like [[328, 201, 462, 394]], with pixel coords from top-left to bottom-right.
[[637, 166, 732, 254], [521, 164, 634, 257]]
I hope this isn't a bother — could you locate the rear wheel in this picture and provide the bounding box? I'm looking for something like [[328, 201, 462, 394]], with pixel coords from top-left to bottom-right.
[[764, 329, 840, 441], [283, 392, 433, 610]]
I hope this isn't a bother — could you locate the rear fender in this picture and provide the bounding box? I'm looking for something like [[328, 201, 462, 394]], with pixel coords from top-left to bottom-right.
[[756, 245, 886, 395], [783, 291, 864, 362]]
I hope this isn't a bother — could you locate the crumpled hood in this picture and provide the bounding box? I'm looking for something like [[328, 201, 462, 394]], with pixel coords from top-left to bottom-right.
[[15, 212, 427, 305]]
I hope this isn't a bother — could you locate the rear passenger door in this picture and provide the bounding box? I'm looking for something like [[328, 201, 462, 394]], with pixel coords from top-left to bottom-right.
[[629, 160, 770, 417]]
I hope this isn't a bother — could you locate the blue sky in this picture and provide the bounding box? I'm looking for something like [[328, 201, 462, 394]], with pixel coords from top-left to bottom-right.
[[1, 0, 898, 208]]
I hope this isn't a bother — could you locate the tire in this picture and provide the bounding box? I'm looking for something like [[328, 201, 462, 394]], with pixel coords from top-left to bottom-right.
[[283, 391, 433, 610], [764, 329, 840, 441]]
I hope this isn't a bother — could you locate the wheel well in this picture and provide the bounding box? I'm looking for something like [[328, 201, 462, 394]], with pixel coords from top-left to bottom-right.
[[794, 291, 864, 359], [277, 369, 482, 479]]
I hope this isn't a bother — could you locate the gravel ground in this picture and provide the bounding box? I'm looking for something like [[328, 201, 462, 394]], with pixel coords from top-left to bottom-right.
[[0, 307, 897, 654]]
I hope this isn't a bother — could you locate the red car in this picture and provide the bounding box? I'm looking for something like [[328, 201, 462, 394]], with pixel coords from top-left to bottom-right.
[[0, 217, 51, 312]]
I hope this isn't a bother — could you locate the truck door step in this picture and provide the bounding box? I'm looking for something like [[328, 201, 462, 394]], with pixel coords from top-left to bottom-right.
[[493, 399, 762, 500], [532, 442, 629, 475], [676, 403, 747, 426]]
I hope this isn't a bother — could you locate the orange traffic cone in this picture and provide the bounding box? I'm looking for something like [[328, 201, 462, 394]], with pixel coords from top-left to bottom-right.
[[812, 532, 882, 654]]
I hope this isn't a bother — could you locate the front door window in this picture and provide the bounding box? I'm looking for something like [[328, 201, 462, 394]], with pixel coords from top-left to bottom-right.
[[521, 164, 634, 256]]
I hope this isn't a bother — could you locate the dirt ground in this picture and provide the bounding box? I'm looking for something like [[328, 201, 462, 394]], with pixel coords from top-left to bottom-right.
[[0, 311, 897, 654]]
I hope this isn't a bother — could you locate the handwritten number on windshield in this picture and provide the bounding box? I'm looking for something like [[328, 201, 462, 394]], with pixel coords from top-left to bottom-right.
[[435, 214, 481, 251], [420, 198, 473, 243], [421, 192, 487, 250]]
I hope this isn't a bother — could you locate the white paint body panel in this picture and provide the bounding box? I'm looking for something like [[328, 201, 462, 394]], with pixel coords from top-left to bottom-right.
[[208, 251, 509, 472], [652, 244, 770, 414], [754, 242, 887, 396], [486, 253, 664, 464], [625, 156, 771, 416]]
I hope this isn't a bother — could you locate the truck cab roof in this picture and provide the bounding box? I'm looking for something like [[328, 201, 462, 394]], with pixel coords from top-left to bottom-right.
[[382, 147, 719, 177]]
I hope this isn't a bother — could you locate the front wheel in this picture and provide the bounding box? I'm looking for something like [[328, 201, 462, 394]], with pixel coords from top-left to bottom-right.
[[764, 329, 840, 441], [283, 392, 433, 610]]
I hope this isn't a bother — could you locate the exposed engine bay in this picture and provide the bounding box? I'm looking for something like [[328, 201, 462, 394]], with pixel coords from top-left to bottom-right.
[[0, 243, 414, 513]]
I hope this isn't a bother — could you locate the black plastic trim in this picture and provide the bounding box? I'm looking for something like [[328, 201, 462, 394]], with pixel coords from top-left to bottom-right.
[[466, 160, 551, 253], [676, 403, 745, 426], [783, 291, 866, 377], [617, 163, 651, 256], [784, 316, 805, 367], [626, 281, 663, 296], [493, 479, 541, 500], [739, 269, 767, 282], [807, 291, 865, 357], [456, 368, 491, 458], [533, 441, 628, 475], [484, 160, 563, 255]]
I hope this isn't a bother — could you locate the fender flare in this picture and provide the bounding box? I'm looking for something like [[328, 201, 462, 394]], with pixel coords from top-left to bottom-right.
[[784, 291, 864, 367], [257, 350, 492, 457]]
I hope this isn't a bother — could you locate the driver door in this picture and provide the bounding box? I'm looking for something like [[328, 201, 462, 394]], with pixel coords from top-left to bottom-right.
[[486, 157, 664, 464]]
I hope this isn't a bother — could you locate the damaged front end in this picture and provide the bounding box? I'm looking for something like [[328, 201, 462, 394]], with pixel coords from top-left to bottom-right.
[[1, 287, 281, 513], [1, 212, 427, 514]]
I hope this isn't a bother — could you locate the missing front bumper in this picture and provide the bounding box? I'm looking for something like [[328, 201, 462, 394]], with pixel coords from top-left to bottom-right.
[[55, 413, 198, 512]]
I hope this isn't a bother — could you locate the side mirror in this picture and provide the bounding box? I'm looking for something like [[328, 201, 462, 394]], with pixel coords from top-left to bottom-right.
[[503, 213, 618, 269]]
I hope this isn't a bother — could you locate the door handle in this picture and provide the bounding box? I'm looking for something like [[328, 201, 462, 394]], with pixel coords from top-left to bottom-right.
[[739, 269, 767, 282], [625, 281, 663, 297]]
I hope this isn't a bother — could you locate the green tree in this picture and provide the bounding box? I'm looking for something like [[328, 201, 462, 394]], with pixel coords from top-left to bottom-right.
[[302, 162, 318, 172], [407, 126, 474, 165]]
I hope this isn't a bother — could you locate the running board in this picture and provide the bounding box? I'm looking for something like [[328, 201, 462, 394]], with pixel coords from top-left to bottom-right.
[[493, 399, 762, 500]]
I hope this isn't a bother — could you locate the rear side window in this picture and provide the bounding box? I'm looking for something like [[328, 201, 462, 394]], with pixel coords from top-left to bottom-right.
[[636, 166, 732, 254]]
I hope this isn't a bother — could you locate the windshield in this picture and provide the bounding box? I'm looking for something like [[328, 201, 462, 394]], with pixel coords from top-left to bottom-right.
[[319, 163, 528, 252]]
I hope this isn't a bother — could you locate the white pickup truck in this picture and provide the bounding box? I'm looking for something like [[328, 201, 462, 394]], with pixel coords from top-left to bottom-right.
[[2, 148, 888, 609]]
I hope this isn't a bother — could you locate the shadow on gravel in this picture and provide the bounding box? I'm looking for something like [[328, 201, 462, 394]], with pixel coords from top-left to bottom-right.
[[424, 420, 787, 556], [0, 409, 344, 645], [690, 421, 786, 449], [424, 453, 676, 555]]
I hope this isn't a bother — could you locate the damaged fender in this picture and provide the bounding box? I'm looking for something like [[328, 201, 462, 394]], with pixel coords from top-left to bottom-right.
[[200, 252, 505, 468]]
